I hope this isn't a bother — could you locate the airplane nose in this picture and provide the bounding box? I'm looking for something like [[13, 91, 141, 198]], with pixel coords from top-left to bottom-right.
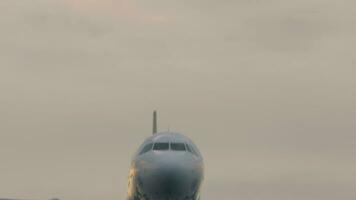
[[148, 165, 189, 197], [158, 168, 186, 195], [136, 158, 200, 200]]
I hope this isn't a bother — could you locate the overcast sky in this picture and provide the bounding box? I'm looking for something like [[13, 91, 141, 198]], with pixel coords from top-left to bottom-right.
[[0, 1, 355, 200]]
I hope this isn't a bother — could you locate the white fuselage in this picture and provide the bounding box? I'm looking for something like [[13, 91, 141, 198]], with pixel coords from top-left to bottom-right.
[[127, 132, 204, 200]]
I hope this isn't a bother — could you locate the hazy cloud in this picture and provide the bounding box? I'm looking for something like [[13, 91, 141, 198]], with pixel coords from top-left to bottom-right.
[[0, 1, 355, 200]]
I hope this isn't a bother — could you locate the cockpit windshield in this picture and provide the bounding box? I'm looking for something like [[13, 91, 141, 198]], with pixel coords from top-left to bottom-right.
[[139, 141, 199, 156], [153, 143, 169, 151], [139, 143, 153, 155], [170, 143, 186, 151], [185, 144, 198, 156]]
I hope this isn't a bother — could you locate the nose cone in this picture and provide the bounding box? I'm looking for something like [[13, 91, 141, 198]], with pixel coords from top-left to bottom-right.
[[151, 166, 188, 196], [136, 153, 202, 200]]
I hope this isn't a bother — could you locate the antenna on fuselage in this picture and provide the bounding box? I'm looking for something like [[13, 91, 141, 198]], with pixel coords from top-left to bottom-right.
[[153, 110, 158, 134]]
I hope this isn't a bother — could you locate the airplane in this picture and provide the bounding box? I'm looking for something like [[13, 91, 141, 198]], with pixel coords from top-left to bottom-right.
[[126, 111, 204, 200]]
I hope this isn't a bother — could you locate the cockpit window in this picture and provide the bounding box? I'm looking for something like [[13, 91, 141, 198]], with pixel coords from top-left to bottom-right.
[[185, 144, 193, 153], [139, 143, 153, 155], [153, 143, 169, 151], [185, 143, 198, 156], [170, 143, 186, 151]]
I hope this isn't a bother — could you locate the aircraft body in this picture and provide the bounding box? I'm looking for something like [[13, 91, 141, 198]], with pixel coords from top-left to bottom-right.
[[126, 111, 204, 200]]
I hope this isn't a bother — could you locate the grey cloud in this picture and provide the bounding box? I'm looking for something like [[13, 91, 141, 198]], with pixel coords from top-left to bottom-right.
[[0, 1, 356, 200]]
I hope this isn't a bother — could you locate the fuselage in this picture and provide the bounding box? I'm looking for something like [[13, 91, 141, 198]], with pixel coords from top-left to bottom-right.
[[127, 132, 204, 200]]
